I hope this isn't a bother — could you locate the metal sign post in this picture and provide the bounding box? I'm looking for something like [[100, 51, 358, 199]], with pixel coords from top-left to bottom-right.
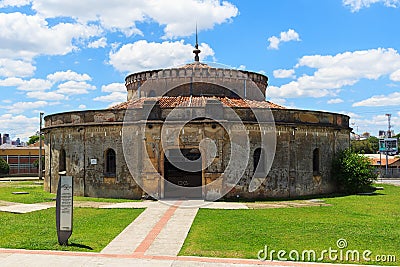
[[379, 138, 398, 177], [56, 175, 73, 245]]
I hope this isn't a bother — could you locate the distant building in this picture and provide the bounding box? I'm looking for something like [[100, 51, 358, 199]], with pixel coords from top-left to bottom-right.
[[0, 143, 44, 176], [12, 138, 21, 146], [0, 133, 2, 145], [361, 132, 370, 139], [379, 130, 396, 139], [369, 157, 400, 178], [2, 134, 10, 145]]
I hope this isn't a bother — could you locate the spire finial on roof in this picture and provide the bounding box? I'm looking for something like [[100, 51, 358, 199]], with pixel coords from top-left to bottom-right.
[[193, 24, 201, 62]]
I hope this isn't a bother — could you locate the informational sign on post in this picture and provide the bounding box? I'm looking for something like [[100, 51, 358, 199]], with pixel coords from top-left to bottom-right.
[[379, 138, 398, 154], [56, 176, 73, 245]]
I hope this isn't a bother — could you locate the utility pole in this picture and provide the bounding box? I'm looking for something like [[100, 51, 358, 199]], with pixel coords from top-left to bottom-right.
[[39, 112, 44, 180], [386, 113, 392, 138], [384, 114, 392, 177]]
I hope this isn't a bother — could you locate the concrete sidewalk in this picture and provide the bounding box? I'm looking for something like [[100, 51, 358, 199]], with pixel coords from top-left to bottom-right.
[[0, 248, 374, 267], [0, 176, 40, 182], [101, 201, 171, 255], [101, 199, 247, 256], [0, 203, 52, 213]]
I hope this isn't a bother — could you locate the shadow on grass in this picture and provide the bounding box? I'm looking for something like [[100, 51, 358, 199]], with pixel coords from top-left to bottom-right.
[[220, 189, 386, 203], [67, 242, 93, 250]]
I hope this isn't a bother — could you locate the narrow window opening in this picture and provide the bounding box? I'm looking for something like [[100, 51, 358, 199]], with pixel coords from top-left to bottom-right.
[[59, 148, 66, 172], [105, 148, 116, 176], [313, 148, 320, 175], [254, 148, 266, 175]]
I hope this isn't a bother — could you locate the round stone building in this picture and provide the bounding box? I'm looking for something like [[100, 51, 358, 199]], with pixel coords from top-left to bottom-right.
[[43, 48, 351, 200]]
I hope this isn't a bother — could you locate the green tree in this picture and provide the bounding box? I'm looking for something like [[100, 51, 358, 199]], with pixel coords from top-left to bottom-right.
[[367, 136, 379, 152], [332, 149, 377, 194], [351, 136, 379, 154], [27, 135, 43, 145], [0, 158, 10, 175], [33, 157, 44, 168]]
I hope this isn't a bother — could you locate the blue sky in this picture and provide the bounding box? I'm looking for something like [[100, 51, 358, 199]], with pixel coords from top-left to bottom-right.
[[1, 0, 400, 141]]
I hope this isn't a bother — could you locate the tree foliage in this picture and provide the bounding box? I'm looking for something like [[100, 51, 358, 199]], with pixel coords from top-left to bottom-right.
[[27, 135, 39, 145], [33, 157, 44, 168], [351, 136, 379, 154], [27, 135, 43, 145], [0, 158, 10, 175], [332, 149, 377, 194]]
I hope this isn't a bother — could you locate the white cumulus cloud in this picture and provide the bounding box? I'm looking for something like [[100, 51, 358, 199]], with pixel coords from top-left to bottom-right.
[[56, 81, 96, 95], [47, 70, 91, 83], [0, 113, 40, 141], [0, 100, 47, 114], [26, 91, 66, 101], [352, 92, 400, 107], [268, 29, 301, 50], [0, 12, 101, 78], [101, 83, 126, 93], [88, 37, 107, 49], [390, 69, 400, 81], [28, 0, 238, 39], [94, 92, 126, 103], [269, 48, 400, 99], [273, 69, 295, 79], [0, 77, 52, 91], [0, 58, 36, 77], [94, 83, 127, 103], [0, 0, 31, 8], [327, 98, 344, 104], [343, 0, 400, 12], [109, 40, 215, 73], [0, 12, 101, 59]]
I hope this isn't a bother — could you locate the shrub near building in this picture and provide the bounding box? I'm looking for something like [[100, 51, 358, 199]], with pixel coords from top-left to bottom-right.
[[0, 158, 10, 176], [332, 149, 377, 194]]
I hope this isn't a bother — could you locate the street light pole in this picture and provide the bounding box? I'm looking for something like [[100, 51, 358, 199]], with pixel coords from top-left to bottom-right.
[[39, 112, 44, 180]]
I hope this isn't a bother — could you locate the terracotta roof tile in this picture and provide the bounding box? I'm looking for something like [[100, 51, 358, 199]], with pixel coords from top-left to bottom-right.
[[108, 96, 286, 110], [370, 157, 400, 166]]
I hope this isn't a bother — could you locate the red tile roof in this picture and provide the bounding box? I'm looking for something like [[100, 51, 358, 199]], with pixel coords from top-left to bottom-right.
[[109, 96, 286, 110], [370, 157, 400, 166]]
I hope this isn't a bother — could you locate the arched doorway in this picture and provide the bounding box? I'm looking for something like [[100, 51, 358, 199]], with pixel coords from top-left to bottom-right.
[[164, 148, 202, 199]]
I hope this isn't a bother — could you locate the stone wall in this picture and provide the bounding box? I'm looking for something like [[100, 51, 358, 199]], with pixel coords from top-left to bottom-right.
[[44, 125, 142, 199], [43, 105, 350, 199], [125, 67, 268, 101]]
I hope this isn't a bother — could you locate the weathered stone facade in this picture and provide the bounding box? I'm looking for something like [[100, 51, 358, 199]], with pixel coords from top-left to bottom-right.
[[43, 61, 351, 200]]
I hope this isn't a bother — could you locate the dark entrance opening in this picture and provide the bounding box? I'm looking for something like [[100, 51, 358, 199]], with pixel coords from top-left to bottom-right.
[[164, 148, 202, 199]]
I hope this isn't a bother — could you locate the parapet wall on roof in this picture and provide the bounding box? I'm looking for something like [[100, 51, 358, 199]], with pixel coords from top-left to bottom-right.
[[43, 107, 349, 130], [125, 65, 268, 101]]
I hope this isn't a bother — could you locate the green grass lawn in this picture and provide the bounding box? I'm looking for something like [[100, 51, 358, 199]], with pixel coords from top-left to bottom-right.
[[181, 184, 400, 265], [0, 181, 140, 203], [0, 180, 144, 252], [0, 181, 55, 203], [0, 207, 143, 252]]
